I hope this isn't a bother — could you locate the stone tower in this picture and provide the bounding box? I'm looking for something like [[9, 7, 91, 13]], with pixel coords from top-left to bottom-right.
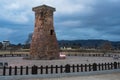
[[30, 5, 59, 60]]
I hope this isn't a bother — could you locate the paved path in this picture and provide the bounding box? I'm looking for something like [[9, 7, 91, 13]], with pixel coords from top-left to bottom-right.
[[1, 69, 120, 80]]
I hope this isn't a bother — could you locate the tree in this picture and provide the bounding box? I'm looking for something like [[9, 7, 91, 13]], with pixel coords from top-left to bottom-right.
[[24, 33, 33, 49], [23, 44, 30, 49], [9, 44, 22, 54], [101, 41, 113, 53], [71, 43, 81, 49], [0, 42, 3, 49], [25, 33, 33, 44], [17, 43, 22, 49]]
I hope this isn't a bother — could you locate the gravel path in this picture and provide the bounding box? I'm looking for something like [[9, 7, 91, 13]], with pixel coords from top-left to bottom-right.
[[0, 56, 120, 67]]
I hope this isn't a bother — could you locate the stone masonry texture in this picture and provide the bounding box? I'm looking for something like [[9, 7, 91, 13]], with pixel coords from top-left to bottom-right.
[[30, 5, 59, 60]]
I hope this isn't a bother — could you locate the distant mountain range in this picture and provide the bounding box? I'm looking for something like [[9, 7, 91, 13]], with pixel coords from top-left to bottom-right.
[[25, 33, 120, 49], [58, 39, 120, 49], [25, 35, 120, 49]]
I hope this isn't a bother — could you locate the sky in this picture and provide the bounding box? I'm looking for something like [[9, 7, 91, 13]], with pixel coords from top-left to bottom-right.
[[0, 0, 120, 44]]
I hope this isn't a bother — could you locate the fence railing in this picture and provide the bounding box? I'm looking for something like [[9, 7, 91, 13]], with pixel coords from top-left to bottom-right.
[[0, 62, 120, 76], [0, 53, 113, 57], [0, 54, 28, 57], [67, 53, 113, 57]]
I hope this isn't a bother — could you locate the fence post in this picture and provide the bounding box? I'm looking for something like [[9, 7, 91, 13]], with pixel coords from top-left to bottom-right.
[[72, 64, 75, 72], [32, 65, 38, 74], [68, 54, 70, 56], [105, 63, 107, 70], [12, 54, 13, 57], [77, 64, 79, 72], [88, 64, 91, 71], [60, 65, 63, 73], [98, 54, 100, 57], [50, 65, 53, 74], [45, 66, 48, 74], [93, 63, 97, 71], [40, 66, 43, 74], [102, 54, 104, 57], [55, 65, 58, 73], [111, 63, 113, 69], [89, 54, 90, 57], [9, 66, 12, 75], [98, 63, 101, 71], [65, 64, 70, 73], [81, 64, 83, 72], [14, 66, 17, 75], [20, 66, 23, 75], [114, 62, 117, 69], [85, 64, 87, 72], [82, 54, 84, 56], [118, 62, 120, 69], [3, 66, 6, 76], [26, 66, 28, 75], [101, 63, 104, 70], [107, 63, 110, 70]]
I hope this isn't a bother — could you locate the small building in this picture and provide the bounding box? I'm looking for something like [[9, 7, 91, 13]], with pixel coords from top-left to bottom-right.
[[2, 40, 10, 50]]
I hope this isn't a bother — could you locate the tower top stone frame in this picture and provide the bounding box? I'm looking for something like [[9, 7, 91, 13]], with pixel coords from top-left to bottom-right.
[[32, 5, 56, 12]]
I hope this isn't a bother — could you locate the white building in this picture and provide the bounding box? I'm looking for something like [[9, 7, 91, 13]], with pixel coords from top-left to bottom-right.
[[2, 40, 10, 49]]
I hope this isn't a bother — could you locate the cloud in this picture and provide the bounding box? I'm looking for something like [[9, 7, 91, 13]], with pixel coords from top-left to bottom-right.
[[0, 1, 34, 24], [0, 27, 16, 41], [55, 0, 120, 41], [0, 0, 120, 43]]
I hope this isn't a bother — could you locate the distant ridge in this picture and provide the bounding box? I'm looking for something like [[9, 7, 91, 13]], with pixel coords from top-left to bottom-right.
[[58, 39, 120, 49]]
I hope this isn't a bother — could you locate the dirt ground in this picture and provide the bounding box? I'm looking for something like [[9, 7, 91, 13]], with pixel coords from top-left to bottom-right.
[[0, 56, 120, 67], [1, 70, 120, 80], [0, 56, 120, 80], [25, 72, 120, 80]]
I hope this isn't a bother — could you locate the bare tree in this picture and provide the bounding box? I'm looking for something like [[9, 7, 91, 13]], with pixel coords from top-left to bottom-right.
[[101, 41, 113, 53], [25, 33, 33, 44], [0, 42, 3, 49]]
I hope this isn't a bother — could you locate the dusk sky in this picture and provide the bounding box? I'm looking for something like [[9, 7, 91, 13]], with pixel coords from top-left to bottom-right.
[[0, 0, 120, 44]]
